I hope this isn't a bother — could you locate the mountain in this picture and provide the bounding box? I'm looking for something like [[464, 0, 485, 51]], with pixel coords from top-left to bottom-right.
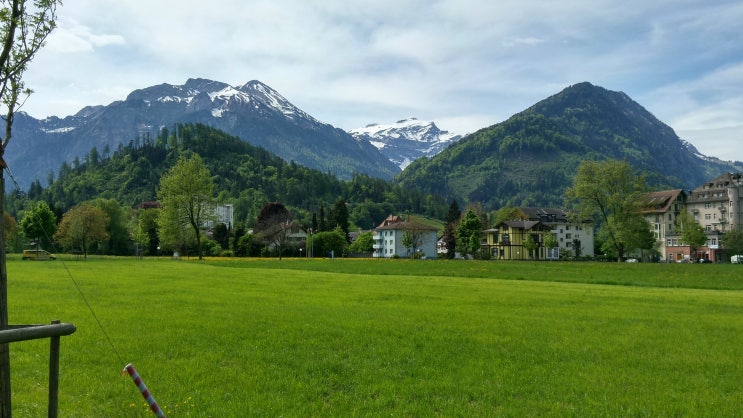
[[349, 118, 462, 170], [7, 78, 400, 190], [395, 82, 743, 210]]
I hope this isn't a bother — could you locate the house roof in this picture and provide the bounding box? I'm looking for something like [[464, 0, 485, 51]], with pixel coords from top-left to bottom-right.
[[640, 189, 685, 214], [688, 172, 743, 203], [496, 220, 550, 231], [517, 207, 592, 224], [375, 220, 438, 231], [376, 214, 404, 228]]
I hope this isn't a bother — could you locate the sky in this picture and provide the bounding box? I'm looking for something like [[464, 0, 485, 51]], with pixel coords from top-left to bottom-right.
[[22, 0, 743, 162]]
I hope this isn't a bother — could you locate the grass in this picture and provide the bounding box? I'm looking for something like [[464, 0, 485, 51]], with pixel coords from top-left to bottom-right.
[[5, 256, 743, 416]]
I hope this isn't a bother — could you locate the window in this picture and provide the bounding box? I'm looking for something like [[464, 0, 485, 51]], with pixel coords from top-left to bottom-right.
[[566, 233, 572, 239], [666, 239, 672, 246], [705, 214, 711, 220], [706, 225, 711, 231], [668, 213, 672, 220]]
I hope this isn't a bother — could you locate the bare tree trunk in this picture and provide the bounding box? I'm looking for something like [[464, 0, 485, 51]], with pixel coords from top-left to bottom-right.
[[1, 169, 11, 417]]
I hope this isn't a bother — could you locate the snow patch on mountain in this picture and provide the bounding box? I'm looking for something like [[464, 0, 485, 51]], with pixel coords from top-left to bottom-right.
[[349, 117, 462, 169]]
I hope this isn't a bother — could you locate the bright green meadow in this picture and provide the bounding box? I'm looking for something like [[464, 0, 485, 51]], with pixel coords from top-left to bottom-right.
[[6, 257, 743, 416]]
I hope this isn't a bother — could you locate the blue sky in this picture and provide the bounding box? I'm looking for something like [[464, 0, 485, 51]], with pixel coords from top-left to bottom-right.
[[24, 0, 743, 162]]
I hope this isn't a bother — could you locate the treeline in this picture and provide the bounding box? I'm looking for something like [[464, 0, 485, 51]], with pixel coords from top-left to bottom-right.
[[7, 123, 449, 232]]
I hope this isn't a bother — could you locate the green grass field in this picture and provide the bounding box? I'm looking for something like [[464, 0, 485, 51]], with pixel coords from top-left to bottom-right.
[[6, 257, 743, 416]]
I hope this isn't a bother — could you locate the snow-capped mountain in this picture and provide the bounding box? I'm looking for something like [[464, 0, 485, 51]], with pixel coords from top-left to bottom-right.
[[8, 79, 400, 189], [349, 118, 462, 170]]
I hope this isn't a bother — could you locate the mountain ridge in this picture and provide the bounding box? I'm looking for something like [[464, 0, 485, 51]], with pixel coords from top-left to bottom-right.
[[7, 78, 400, 190], [394, 82, 743, 210]]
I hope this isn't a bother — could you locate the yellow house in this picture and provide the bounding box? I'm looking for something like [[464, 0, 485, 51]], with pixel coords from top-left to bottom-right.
[[483, 220, 552, 260]]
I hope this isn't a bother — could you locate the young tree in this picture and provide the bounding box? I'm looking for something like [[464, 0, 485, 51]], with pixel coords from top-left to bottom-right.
[[19, 200, 56, 250], [456, 210, 482, 259], [349, 231, 373, 255], [722, 228, 743, 261], [157, 154, 215, 260], [523, 234, 538, 259], [544, 231, 558, 259], [565, 159, 647, 261], [54, 203, 110, 259], [676, 209, 708, 261], [0, 1, 62, 410]]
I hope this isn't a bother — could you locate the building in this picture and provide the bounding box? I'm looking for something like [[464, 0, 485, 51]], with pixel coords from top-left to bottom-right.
[[518, 207, 594, 259], [639, 189, 686, 262], [685, 172, 743, 261], [482, 208, 594, 260], [372, 215, 438, 258], [483, 220, 552, 260]]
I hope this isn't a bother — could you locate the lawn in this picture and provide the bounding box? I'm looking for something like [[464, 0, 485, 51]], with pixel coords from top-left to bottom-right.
[[6, 257, 743, 416]]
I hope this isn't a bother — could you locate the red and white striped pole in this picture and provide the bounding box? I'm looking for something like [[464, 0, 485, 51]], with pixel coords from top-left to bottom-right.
[[123, 363, 166, 417]]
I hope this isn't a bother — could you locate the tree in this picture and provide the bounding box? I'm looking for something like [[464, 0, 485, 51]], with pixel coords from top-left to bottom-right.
[[313, 227, 347, 258], [254, 202, 294, 259], [2, 212, 17, 252], [445, 199, 461, 224], [443, 222, 457, 259], [0, 1, 62, 411], [523, 233, 538, 259], [443, 200, 461, 259], [54, 203, 110, 259], [626, 218, 657, 261], [722, 228, 743, 261], [92, 198, 130, 255], [676, 208, 708, 261], [130, 213, 149, 258], [213, 223, 230, 250], [349, 231, 373, 255], [456, 210, 482, 259], [137, 208, 160, 256], [491, 206, 527, 226], [157, 154, 214, 260], [328, 198, 350, 241], [565, 159, 647, 261], [544, 231, 558, 259], [19, 200, 56, 250]]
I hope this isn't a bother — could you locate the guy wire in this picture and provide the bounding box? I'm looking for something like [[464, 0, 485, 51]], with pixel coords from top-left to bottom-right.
[[4, 166, 126, 367]]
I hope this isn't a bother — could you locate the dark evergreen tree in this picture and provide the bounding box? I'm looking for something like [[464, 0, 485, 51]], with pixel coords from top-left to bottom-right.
[[213, 223, 230, 250], [445, 200, 461, 224], [318, 205, 327, 232], [329, 198, 350, 242], [443, 200, 461, 259]]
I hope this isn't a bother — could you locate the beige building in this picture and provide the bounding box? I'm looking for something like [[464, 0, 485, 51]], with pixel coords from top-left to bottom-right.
[[685, 172, 743, 261], [639, 189, 686, 262]]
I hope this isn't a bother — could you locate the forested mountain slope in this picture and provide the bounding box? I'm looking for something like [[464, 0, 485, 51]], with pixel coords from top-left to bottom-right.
[[395, 82, 743, 210], [9, 124, 446, 227]]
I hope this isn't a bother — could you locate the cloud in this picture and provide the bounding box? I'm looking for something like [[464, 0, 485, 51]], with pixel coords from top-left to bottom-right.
[[17, 0, 743, 162], [45, 19, 125, 53]]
